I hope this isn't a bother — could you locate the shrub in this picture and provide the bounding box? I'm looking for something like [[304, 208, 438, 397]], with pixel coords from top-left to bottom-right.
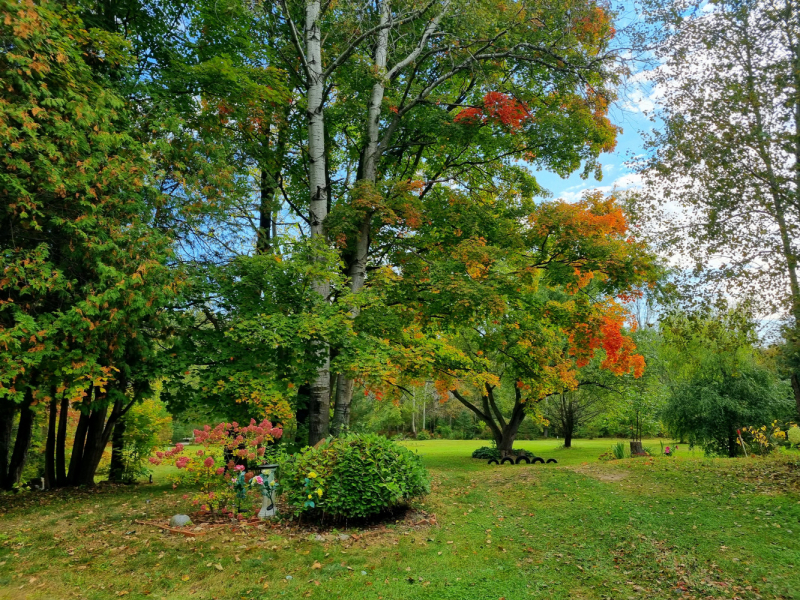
[[110, 397, 172, 482], [436, 425, 453, 439], [471, 446, 532, 460], [279, 434, 429, 520], [416, 430, 432, 440], [610, 441, 628, 460], [789, 426, 800, 447], [741, 420, 799, 455], [472, 446, 500, 459], [153, 418, 283, 514]]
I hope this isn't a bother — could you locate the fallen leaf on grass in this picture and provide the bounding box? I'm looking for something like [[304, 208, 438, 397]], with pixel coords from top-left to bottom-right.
[[214, 563, 223, 571], [181, 575, 190, 581], [311, 561, 322, 570]]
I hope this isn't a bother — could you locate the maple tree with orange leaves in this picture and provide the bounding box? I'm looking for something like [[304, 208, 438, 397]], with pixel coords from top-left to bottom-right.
[[349, 190, 658, 454]]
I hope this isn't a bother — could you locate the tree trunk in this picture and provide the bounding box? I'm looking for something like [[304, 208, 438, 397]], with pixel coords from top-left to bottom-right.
[[630, 441, 644, 456], [332, 1, 450, 436], [257, 167, 275, 254], [453, 386, 525, 456], [331, 377, 353, 436], [293, 384, 311, 447], [77, 402, 108, 485], [563, 427, 573, 448], [44, 389, 58, 489], [0, 398, 17, 489], [55, 392, 69, 486], [5, 389, 35, 490], [305, 0, 331, 446], [67, 386, 92, 486], [792, 373, 800, 419], [78, 396, 124, 487], [331, 1, 389, 437], [109, 417, 127, 483], [411, 390, 416, 435]]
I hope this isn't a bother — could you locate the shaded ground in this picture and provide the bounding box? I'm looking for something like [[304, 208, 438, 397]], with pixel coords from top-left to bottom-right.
[[1, 440, 799, 599]]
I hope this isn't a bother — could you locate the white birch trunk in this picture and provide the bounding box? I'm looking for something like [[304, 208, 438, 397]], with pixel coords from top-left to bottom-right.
[[306, 0, 330, 445], [332, 0, 450, 435], [331, 0, 391, 435]]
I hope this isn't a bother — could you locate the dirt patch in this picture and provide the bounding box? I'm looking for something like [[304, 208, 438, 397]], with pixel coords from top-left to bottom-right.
[[570, 463, 629, 483], [134, 506, 438, 540]]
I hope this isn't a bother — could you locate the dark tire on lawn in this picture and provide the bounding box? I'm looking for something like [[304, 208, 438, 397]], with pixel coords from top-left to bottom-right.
[[546, 458, 558, 464], [501, 457, 515, 465], [487, 459, 499, 465], [531, 457, 545, 464], [515, 456, 530, 464]]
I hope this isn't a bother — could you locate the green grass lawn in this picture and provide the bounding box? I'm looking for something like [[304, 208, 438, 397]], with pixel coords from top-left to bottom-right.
[[2, 439, 799, 600]]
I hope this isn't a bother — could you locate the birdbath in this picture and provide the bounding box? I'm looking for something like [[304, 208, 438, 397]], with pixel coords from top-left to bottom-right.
[[254, 463, 279, 519]]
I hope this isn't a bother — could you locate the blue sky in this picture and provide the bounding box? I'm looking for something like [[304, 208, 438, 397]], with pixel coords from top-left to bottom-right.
[[535, 87, 656, 201]]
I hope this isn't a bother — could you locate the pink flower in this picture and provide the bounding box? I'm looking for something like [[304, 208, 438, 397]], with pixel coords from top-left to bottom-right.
[[215, 467, 225, 476], [234, 464, 245, 472], [176, 457, 189, 469], [182, 494, 189, 500], [204, 456, 215, 468], [149, 457, 160, 465], [257, 447, 266, 456], [253, 475, 264, 485], [156, 451, 164, 459], [272, 427, 283, 440], [196, 449, 204, 456], [175, 443, 185, 452]]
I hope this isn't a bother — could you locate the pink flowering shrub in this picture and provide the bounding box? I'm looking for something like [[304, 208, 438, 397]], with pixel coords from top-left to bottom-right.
[[150, 418, 282, 514]]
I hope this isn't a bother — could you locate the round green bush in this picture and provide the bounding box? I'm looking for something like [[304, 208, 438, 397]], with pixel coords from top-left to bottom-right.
[[279, 434, 429, 520], [471, 446, 532, 460], [471, 446, 500, 459], [416, 430, 432, 440]]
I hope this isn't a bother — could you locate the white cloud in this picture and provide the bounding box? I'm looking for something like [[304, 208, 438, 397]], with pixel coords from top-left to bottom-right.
[[555, 171, 644, 202]]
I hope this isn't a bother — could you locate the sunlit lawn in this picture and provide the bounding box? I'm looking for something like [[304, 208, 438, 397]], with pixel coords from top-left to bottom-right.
[[2, 439, 799, 600]]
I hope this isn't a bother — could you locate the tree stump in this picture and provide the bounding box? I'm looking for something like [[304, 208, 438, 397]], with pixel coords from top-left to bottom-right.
[[630, 441, 645, 456]]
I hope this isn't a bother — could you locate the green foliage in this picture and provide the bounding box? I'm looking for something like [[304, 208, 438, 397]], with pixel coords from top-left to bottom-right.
[[471, 446, 533, 459], [161, 238, 364, 423], [472, 446, 501, 459], [610, 441, 628, 460], [114, 396, 173, 483], [660, 309, 793, 457], [666, 362, 791, 457], [789, 427, 800, 447], [279, 434, 429, 520], [0, 0, 175, 400], [416, 431, 432, 441]]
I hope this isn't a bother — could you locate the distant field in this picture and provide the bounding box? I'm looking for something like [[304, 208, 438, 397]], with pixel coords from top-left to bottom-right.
[[400, 437, 703, 468]]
